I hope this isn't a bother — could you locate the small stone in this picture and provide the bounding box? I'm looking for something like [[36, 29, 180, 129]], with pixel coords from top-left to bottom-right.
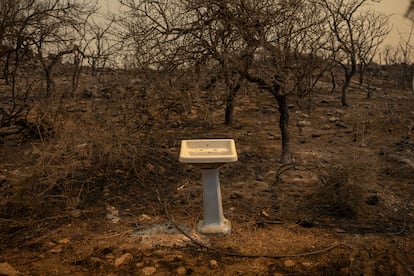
[[0, 263, 19, 276], [284, 259, 295, 267], [118, 243, 137, 251], [329, 117, 338, 122], [107, 215, 120, 224], [58, 238, 70, 245], [105, 253, 115, 260], [297, 121, 311, 127], [302, 261, 313, 267], [256, 175, 266, 181], [176, 266, 187, 275], [296, 219, 314, 228], [209, 259, 218, 269], [261, 210, 270, 218], [106, 205, 119, 215], [114, 253, 133, 267], [230, 193, 242, 199], [106, 205, 121, 223], [142, 266, 156, 275], [44, 241, 56, 248], [70, 209, 82, 218], [139, 214, 152, 221], [50, 246, 63, 253], [335, 121, 348, 128]]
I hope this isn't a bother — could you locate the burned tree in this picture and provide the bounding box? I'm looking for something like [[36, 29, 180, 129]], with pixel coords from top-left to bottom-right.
[[29, 1, 97, 98], [118, 0, 249, 125], [119, 0, 331, 163], [236, 0, 329, 163], [0, 0, 98, 131], [84, 16, 118, 78], [354, 10, 390, 86], [320, 0, 389, 106]]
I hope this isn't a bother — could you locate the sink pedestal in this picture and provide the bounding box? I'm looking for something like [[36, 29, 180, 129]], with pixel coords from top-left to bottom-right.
[[197, 168, 231, 235], [178, 139, 237, 236]]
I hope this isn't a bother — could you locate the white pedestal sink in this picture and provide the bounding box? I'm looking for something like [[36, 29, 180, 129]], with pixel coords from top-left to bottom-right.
[[179, 139, 238, 235]]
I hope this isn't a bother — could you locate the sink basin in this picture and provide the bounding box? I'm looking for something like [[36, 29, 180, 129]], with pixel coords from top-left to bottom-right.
[[179, 139, 238, 163], [179, 139, 238, 235]]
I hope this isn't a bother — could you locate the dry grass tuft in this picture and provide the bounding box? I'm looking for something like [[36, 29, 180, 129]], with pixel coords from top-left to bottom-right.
[[309, 154, 377, 218]]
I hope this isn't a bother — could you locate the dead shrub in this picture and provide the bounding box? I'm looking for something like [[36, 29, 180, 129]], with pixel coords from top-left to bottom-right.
[[309, 154, 377, 218], [0, 70, 201, 247], [0, 117, 179, 247], [26, 122, 175, 211], [4, 133, 179, 246]]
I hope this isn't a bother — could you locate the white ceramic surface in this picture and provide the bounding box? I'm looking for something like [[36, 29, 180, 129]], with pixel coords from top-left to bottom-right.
[[179, 139, 238, 163]]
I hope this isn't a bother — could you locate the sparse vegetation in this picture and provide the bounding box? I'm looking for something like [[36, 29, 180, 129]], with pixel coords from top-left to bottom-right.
[[0, 0, 413, 275], [311, 154, 377, 218]]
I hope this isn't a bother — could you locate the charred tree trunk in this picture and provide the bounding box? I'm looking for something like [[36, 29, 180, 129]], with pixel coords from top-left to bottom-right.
[[224, 83, 241, 125], [37, 46, 78, 99], [275, 93, 291, 164], [45, 69, 53, 98], [341, 73, 351, 107], [341, 63, 356, 107], [10, 47, 22, 109], [240, 70, 292, 163], [330, 70, 336, 93], [337, 48, 357, 106], [225, 92, 234, 125], [224, 73, 242, 126], [71, 51, 84, 96], [358, 63, 365, 85], [2, 52, 11, 84]]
